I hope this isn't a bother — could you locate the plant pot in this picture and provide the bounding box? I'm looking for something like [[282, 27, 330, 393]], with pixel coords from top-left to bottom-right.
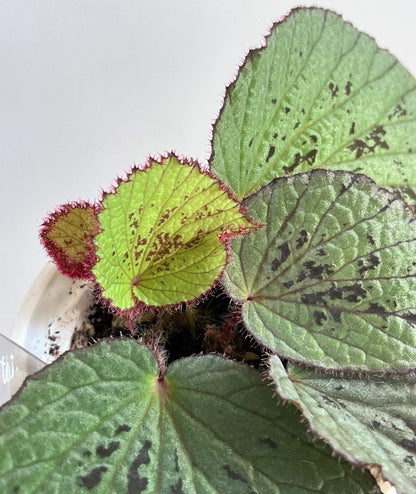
[[11, 263, 94, 364]]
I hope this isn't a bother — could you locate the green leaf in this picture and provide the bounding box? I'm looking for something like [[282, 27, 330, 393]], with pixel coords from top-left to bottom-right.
[[211, 7, 416, 198], [269, 355, 416, 494], [0, 341, 380, 493], [93, 154, 253, 310], [389, 184, 416, 210], [40, 202, 99, 279], [223, 170, 416, 372]]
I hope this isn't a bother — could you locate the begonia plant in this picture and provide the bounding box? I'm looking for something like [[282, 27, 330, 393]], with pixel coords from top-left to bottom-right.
[[1, 7, 416, 493]]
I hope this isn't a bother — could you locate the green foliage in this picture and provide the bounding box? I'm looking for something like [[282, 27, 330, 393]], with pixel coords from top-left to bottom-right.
[[211, 7, 416, 199], [269, 355, 416, 494], [223, 170, 416, 372], [390, 184, 416, 209], [6, 5, 416, 493], [0, 340, 379, 493], [93, 155, 253, 310]]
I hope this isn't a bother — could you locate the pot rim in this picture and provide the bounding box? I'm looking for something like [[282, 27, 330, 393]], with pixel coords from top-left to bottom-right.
[[11, 263, 94, 363]]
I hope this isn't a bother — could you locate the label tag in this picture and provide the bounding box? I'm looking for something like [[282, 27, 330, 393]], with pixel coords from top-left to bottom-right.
[[0, 333, 45, 406]]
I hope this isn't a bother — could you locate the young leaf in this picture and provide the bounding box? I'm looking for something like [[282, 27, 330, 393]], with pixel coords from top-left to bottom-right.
[[269, 355, 416, 494], [211, 7, 416, 198], [0, 340, 380, 493], [223, 169, 416, 372], [40, 202, 100, 279], [93, 154, 254, 310]]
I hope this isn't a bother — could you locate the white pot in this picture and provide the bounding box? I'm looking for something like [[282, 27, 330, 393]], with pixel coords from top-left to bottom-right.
[[11, 263, 94, 364]]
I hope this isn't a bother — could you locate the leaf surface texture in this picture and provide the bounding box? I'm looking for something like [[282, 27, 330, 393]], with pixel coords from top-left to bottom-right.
[[0, 340, 380, 493], [93, 155, 252, 309], [211, 7, 416, 198], [223, 170, 416, 372], [270, 355, 416, 494]]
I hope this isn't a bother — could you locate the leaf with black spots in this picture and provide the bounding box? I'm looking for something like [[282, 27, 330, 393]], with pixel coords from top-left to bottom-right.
[[93, 154, 254, 310], [211, 7, 416, 198], [40, 202, 100, 279], [223, 169, 416, 372], [389, 184, 416, 210], [0, 340, 380, 493], [270, 355, 416, 494]]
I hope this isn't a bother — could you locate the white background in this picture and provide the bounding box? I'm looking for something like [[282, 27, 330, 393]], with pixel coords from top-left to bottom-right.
[[1, 0, 415, 337]]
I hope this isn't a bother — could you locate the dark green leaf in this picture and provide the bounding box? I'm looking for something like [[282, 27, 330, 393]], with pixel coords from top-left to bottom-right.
[[270, 355, 416, 494], [0, 340, 379, 493], [211, 7, 416, 198], [223, 170, 416, 372]]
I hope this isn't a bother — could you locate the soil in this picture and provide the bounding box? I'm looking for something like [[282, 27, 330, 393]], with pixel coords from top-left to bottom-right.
[[70, 284, 266, 368]]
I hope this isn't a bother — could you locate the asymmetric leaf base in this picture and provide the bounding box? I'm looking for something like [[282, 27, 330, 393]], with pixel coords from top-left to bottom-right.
[[93, 155, 254, 310], [0, 340, 380, 493], [224, 170, 416, 372]]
